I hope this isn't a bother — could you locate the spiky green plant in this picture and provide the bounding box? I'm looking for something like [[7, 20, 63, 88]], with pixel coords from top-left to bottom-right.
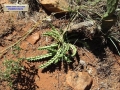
[[108, 35, 120, 55], [101, 0, 119, 31], [101, 0, 120, 55], [26, 26, 77, 69], [0, 59, 24, 87]]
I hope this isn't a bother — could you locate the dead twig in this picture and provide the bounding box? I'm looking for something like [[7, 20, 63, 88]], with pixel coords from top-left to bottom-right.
[[64, 20, 97, 31]]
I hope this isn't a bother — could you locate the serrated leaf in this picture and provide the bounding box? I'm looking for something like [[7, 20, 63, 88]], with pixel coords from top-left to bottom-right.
[[51, 25, 61, 35], [26, 53, 53, 61], [39, 48, 62, 68], [53, 43, 70, 64], [64, 55, 72, 63], [38, 43, 58, 50], [53, 59, 60, 64], [47, 48, 57, 53], [39, 58, 56, 68], [43, 32, 59, 41]]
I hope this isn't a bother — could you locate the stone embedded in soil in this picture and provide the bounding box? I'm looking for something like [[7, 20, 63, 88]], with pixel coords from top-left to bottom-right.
[[66, 71, 93, 90], [20, 41, 29, 50], [27, 32, 40, 45], [39, 0, 69, 12]]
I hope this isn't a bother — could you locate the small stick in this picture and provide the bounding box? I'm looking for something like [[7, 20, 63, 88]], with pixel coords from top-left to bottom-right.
[[64, 20, 96, 31], [0, 20, 42, 58]]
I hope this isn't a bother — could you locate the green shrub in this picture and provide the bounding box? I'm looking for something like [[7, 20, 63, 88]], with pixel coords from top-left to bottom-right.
[[0, 59, 23, 87]]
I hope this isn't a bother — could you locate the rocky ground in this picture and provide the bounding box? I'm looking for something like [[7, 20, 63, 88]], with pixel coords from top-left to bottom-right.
[[0, 0, 120, 90]]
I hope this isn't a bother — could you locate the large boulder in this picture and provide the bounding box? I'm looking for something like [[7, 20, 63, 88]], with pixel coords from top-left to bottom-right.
[[39, 0, 69, 13]]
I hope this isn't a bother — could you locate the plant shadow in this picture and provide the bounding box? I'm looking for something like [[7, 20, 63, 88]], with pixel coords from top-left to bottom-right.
[[12, 62, 39, 90], [66, 30, 120, 60], [65, 31, 107, 61], [41, 56, 76, 73]]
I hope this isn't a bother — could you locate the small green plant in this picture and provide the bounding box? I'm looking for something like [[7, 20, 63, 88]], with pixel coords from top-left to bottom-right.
[[103, 0, 119, 19], [101, 0, 119, 30], [102, 0, 120, 55], [0, 59, 23, 87], [108, 34, 120, 55], [11, 45, 21, 55], [26, 26, 77, 69]]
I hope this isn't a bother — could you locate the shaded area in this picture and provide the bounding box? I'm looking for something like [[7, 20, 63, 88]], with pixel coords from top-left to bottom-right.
[[12, 62, 39, 90], [65, 31, 106, 59], [28, 0, 41, 15], [41, 56, 75, 73], [65, 29, 120, 59]]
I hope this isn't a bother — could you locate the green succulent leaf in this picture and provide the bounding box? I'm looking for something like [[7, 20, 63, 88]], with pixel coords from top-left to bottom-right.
[[39, 57, 56, 68], [47, 48, 57, 53], [64, 55, 72, 63], [26, 53, 53, 61], [39, 48, 62, 68], [103, 0, 119, 19], [43, 32, 59, 41], [69, 44, 77, 57], [38, 43, 58, 50], [51, 29, 61, 36]]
